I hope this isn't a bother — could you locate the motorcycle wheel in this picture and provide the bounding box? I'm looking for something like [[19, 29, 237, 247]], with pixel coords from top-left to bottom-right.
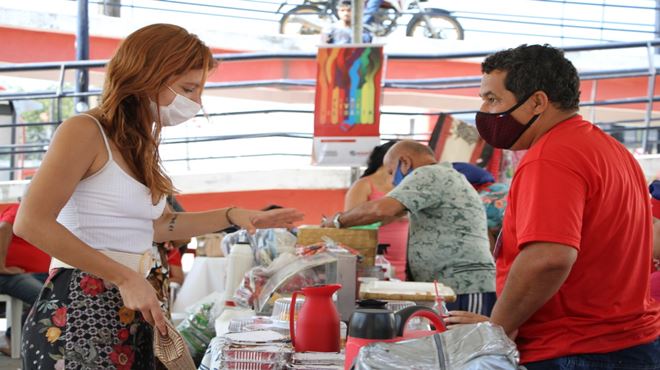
[[372, 8, 399, 37], [279, 5, 327, 35], [406, 9, 464, 40]]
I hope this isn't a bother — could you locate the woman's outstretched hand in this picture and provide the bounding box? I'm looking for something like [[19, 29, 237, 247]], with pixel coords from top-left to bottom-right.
[[229, 208, 304, 234]]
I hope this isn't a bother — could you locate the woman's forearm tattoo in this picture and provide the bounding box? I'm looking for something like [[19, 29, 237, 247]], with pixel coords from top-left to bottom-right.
[[168, 214, 178, 232]]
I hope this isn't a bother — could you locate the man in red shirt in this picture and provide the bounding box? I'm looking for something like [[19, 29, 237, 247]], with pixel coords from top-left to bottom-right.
[[475, 44, 660, 368], [0, 202, 51, 353]]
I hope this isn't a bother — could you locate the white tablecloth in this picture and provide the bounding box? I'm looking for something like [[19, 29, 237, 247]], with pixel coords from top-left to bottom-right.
[[172, 256, 227, 313]]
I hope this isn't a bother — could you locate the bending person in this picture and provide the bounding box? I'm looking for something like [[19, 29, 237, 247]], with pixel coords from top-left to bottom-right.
[[324, 140, 495, 315], [15, 24, 302, 369]]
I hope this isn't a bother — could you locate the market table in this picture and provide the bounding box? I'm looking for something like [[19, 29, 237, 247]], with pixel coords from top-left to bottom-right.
[[172, 256, 228, 313], [198, 336, 225, 370]]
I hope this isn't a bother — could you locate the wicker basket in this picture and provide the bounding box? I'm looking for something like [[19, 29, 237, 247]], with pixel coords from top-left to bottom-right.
[[153, 317, 196, 370], [296, 227, 377, 266]]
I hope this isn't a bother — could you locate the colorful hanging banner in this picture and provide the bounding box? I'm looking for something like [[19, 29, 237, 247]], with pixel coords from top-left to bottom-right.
[[313, 45, 384, 166]]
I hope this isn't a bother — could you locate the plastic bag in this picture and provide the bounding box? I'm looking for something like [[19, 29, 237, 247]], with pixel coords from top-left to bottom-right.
[[354, 322, 521, 370], [176, 292, 223, 365], [222, 228, 297, 266]]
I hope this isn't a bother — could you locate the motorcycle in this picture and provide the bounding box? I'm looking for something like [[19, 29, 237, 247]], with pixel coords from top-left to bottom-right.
[[278, 0, 464, 40]]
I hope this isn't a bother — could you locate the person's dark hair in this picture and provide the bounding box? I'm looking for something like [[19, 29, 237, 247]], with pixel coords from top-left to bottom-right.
[[362, 140, 398, 178], [338, 0, 351, 7], [481, 44, 580, 111]]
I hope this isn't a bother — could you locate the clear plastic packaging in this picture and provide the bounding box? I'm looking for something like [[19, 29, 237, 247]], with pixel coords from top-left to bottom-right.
[[353, 322, 520, 370], [432, 297, 450, 318], [233, 252, 337, 313], [224, 330, 288, 345], [214, 304, 256, 337], [228, 316, 277, 333], [271, 297, 305, 322], [385, 300, 415, 312]]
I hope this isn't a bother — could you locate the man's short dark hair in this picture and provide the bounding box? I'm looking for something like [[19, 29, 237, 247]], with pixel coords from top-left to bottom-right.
[[338, 0, 351, 7], [482, 44, 580, 111]]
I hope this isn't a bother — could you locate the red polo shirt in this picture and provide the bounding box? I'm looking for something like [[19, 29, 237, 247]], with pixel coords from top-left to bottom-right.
[[497, 115, 660, 363], [0, 204, 50, 273]]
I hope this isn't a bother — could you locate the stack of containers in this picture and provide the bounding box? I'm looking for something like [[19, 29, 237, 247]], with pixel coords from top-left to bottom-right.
[[220, 330, 292, 369]]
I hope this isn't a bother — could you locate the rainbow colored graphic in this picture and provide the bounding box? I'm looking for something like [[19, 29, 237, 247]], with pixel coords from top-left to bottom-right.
[[314, 46, 384, 137]]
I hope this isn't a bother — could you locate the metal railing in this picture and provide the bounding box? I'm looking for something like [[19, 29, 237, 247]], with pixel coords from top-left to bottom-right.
[[1, 39, 660, 178]]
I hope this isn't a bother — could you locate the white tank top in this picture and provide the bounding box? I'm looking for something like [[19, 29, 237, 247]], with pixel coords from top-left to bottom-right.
[[57, 114, 166, 254]]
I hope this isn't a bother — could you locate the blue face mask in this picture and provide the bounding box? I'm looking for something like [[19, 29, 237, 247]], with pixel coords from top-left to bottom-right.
[[392, 161, 409, 186]]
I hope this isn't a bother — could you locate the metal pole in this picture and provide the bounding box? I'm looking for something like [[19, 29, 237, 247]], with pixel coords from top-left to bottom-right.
[[75, 0, 90, 113], [656, 0, 660, 54], [9, 102, 16, 181], [351, 0, 364, 44], [589, 80, 598, 123], [350, 1, 364, 179], [350, 166, 361, 184], [642, 42, 656, 153]]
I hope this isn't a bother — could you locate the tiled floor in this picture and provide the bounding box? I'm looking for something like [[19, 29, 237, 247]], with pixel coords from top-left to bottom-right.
[[0, 356, 21, 370], [0, 334, 20, 370]]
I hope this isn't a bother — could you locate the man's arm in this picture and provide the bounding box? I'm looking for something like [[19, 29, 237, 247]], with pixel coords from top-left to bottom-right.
[[0, 221, 24, 275], [490, 242, 577, 336], [323, 197, 406, 228]]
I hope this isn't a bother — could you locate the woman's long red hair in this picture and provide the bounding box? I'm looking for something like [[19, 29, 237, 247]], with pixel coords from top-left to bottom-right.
[[99, 24, 215, 200]]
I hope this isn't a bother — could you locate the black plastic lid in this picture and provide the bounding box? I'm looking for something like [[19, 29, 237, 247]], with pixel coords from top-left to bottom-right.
[[356, 299, 388, 309]]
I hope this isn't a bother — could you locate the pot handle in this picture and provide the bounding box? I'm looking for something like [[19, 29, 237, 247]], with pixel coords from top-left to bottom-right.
[[395, 306, 446, 337], [289, 291, 303, 348]]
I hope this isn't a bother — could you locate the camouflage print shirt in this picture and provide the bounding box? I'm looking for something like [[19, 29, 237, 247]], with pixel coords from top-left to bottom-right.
[[387, 162, 496, 294]]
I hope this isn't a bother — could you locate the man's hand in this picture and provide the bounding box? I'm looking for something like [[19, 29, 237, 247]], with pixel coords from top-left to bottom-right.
[[0, 266, 25, 275], [444, 310, 489, 329]]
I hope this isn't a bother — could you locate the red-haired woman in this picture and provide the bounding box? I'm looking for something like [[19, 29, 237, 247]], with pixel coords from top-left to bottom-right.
[[14, 24, 302, 368]]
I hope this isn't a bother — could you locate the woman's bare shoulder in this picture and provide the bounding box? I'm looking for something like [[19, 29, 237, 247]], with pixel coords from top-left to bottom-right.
[[46, 112, 109, 168], [352, 176, 372, 188], [54, 112, 105, 142]]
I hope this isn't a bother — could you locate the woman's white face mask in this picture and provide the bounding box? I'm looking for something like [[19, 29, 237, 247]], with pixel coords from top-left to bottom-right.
[[151, 86, 201, 126]]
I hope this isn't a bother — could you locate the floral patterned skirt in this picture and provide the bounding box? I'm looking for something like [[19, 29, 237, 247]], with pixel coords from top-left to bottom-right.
[[22, 246, 171, 370]]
